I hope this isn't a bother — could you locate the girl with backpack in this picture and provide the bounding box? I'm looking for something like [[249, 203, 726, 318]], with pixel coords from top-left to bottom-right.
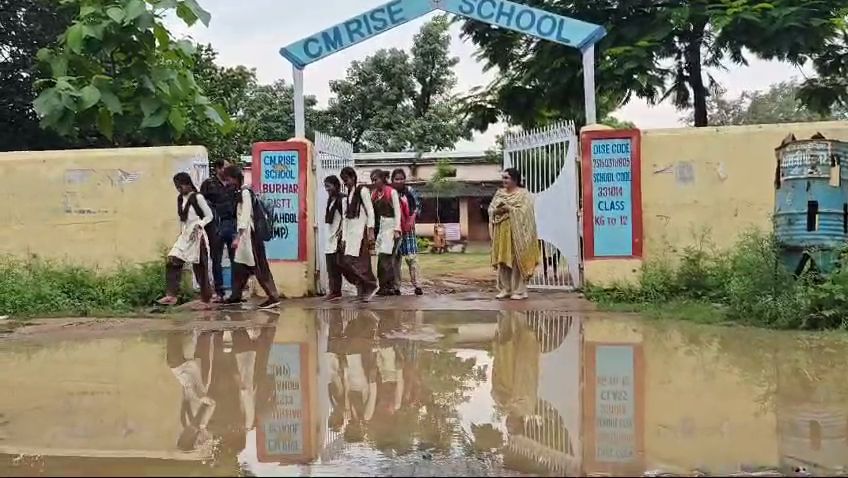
[[157, 172, 214, 307], [339, 166, 378, 302], [221, 165, 281, 309]]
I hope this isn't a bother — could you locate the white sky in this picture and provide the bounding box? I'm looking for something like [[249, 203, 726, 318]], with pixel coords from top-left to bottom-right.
[[167, 0, 815, 151]]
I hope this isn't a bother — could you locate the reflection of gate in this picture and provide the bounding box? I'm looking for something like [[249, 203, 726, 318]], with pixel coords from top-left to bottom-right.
[[504, 122, 581, 289], [313, 132, 355, 294]]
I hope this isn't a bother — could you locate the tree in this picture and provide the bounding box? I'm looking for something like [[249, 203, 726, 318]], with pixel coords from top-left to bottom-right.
[[798, 29, 848, 116], [0, 0, 73, 151], [428, 159, 458, 224], [242, 79, 329, 147], [461, 0, 844, 129], [33, 0, 227, 145], [184, 44, 256, 160], [687, 81, 847, 126], [326, 48, 415, 152], [326, 16, 470, 152]]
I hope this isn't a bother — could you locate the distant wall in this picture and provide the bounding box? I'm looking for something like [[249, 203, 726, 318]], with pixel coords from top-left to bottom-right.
[[0, 146, 208, 268], [584, 121, 848, 285]]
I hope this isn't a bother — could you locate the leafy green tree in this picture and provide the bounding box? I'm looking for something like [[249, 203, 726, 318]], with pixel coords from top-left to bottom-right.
[[688, 81, 847, 126], [0, 0, 73, 151], [33, 0, 227, 145], [461, 0, 844, 128], [241, 79, 329, 146], [428, 159, 458, 224], [327, 17, 470, 152], [798, 29, 848, 116]]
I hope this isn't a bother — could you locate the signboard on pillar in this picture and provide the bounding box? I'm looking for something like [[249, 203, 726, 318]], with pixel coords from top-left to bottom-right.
[[582, 342, 645, 475], [581, 130, 643, 259], [252, 142, 309, 262]]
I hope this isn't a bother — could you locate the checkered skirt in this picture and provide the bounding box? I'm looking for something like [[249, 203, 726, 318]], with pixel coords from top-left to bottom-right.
[[398, 232, 419, 256]]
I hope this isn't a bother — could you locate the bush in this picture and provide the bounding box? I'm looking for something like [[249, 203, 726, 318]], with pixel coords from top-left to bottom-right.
[[0, 256, 167, 317], [587, 231, 848, 330], [417, 236, 433, 252]]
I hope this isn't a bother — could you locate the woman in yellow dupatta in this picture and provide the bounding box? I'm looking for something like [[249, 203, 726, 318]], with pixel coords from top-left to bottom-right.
[[489, 168, 539, 300]]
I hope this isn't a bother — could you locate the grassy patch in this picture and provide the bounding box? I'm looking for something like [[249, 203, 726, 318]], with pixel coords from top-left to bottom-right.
[[0, 256, 170, 318], [418, 252, 492, 279], [587, 232, 848, 330]]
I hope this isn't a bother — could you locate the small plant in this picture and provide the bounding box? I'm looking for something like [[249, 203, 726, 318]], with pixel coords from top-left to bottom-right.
[[0, 255, 168, 317]]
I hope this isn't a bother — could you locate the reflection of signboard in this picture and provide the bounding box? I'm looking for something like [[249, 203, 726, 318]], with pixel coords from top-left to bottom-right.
[[252, 142, 309, 262], [583, 342, 644, 475], [581, 130, 642, 259], [257, 343, 311, 463]]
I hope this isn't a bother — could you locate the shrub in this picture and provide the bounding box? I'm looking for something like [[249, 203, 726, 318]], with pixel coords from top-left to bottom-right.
[[0, 256, 167, 317]]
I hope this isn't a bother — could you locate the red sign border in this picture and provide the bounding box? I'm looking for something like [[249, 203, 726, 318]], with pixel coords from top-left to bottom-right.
[[582, 341, 646, 475], [251, 141, 309, 263], [581, 129, 643, 260], [256, 342, 313, 464]]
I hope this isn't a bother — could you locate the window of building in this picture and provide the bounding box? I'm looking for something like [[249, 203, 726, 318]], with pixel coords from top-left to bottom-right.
[[418, 197, 460, 223]]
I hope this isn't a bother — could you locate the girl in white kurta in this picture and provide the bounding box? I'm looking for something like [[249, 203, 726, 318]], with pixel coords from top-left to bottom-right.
[[338, 166, 378, 301], [370, 169, 402, 295], [324, 175, 346, 300], [221, 165, 281, 309], [158, 173, 214, 307]]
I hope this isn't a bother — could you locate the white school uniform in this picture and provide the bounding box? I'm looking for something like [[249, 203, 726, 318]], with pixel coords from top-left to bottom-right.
[[341, 186, 375, 257], [168, 193, 213, 264]]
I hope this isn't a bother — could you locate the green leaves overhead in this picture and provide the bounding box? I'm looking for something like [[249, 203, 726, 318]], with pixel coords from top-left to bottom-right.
[[33, 0, 228, 145]]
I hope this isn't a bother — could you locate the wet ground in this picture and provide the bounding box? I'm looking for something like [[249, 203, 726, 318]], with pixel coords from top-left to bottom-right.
[[2, 307, 847, 476]]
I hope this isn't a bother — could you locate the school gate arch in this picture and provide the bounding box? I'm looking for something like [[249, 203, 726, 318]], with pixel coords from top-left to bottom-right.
[[282, 0, 604, 291]]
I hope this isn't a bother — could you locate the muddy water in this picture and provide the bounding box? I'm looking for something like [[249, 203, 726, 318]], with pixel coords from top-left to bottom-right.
[[2, 310, 848, 476]]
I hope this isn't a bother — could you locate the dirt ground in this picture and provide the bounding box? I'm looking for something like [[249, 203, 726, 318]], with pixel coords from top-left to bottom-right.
[[0, 249, 594, 343]]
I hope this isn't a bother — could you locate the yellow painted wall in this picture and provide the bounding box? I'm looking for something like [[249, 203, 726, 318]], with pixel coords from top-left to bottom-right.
[[585, 121, 848, 285], [0, 146, 208, 268]]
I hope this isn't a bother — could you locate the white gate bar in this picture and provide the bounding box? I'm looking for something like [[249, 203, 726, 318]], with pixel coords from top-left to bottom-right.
[[582, 45, 596, 125]]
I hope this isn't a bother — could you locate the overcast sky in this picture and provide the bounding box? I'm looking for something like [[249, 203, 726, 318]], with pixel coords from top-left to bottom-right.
[[167, 0, 814, 151]]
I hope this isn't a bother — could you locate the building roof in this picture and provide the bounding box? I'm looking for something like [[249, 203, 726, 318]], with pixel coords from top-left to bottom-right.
[[354, 150, 491, 166], [410, 180, 499, 198]]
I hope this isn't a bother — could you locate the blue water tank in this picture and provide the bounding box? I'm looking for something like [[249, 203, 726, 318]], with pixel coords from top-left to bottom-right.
[[774, 137, 848, 274]]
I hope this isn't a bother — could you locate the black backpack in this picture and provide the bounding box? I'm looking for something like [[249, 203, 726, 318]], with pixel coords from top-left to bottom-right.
[[247, 189, 275, 242]]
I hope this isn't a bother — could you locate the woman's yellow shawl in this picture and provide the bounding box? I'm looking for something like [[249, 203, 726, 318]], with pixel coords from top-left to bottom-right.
[[488, 187, 539, 278]]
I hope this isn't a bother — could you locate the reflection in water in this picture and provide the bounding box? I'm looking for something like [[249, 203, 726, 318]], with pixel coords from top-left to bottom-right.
[[5, 310, 848, 475]]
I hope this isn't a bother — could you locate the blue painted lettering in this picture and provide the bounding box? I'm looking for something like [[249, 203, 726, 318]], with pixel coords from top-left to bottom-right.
[[477, 0, 496, 20], [362, 13, 374, 35], [369, 9, 388, 31], [322, 28, 344, 52], [304, 38, 322, 59], [536, 14, 557, 37], [495, 0, 515, 25], [458, 0, 475, 15], [344, 18, 366, 42], [515, 9, 535, 31], [387, 0, 405, 23], [555, 17, 571, 44]]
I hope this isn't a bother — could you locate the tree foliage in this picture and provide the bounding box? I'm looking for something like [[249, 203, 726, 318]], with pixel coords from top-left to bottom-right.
[[0, 0, 73, 151], [461, 0, 845, 129], [33, 0, 228, 145], [798, 27, 848, 117], [327, 16, 470, 152], [687, 81, 847, 127]]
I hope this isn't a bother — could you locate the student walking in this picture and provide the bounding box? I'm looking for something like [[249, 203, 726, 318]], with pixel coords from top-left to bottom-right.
[[338, 167, 378, 302], [390, 169, 424, 296], [200, 159, 237, 302], [158, 173, 214, 307], [370, 169, 402, 296], [221, 165, 281, 309], [323, 175, 346, 301]]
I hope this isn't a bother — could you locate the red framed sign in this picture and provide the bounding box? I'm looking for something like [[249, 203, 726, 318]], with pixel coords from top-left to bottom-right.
[[257, 342, 312, 463], [581, 129, 643, 259], [582, 342, 645, 475], [251, 141, 309, 262]]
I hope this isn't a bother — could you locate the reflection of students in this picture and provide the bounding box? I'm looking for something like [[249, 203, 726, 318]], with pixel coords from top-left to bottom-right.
[[341, 311, 378, 442], [167, 329, 216, 451], [492, 311, 540, 418]]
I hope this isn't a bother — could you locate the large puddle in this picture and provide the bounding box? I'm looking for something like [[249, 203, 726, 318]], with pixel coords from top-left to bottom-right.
[[2, 309, 848, 476]]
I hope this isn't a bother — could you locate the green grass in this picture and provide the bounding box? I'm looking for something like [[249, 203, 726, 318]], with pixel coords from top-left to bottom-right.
[[586, 231, 848, 330], [418, 252, 491, 278], [0, 255, 170, 318]]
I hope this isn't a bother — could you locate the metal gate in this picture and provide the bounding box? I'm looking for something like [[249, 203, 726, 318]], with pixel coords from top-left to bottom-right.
[[313, 131, 355, 294], [503, 121, 581, 289]]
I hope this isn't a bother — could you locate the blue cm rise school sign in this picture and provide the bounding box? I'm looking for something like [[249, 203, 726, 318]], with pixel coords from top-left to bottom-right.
[[279, 0, 606, 68]]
